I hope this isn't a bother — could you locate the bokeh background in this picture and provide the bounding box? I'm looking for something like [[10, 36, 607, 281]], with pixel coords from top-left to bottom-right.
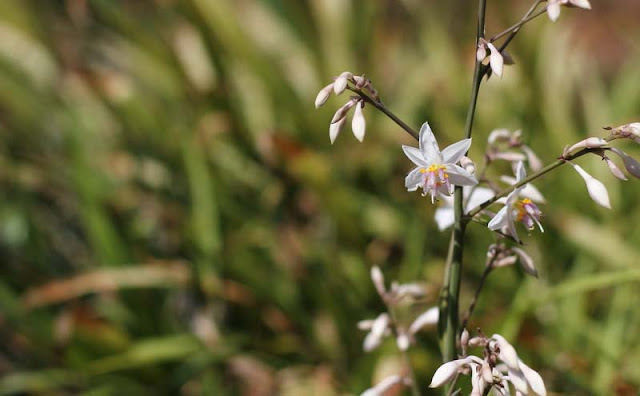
[[0, 0, 639, 395]]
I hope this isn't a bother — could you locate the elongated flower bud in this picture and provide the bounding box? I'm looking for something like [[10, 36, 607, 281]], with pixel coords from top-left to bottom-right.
[[547, 1, 561, 22], [408, 307, 439, 335], [487, 43, 504, 78], [564, 137, 608, 157], [568, 162, 611, 208], [315, 83, 334, 108], [569, 0, 591, 9], [370, 266, 386, 298], [329, 116, 346, 144], [429, 358, 469, 388], [492, 334, 520, 370], [609, 147, 640, 179], [331, 99, 357, 124], [352, 101, 366, 142], [604, 157, 627, 180], [333, 71, 353, 95], [511, 247, 538, 277], [476, 43, 487, 62], [360, 375, 403, 396], [519, 360, 547, 396]]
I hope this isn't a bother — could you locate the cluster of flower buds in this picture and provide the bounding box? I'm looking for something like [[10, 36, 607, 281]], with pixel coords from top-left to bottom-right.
[[487, 129, 543, 171], [430, 330, 547, 396], [487, 243, 538, 277], [315, 71, 378, 144], [547, 0, 592, 22], [476, 39, 514, 79], [359, 266, 438, 353], [560, 124, 640, 209]]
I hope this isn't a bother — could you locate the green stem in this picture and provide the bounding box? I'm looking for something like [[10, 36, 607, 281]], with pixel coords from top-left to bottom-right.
[[439, 0, 487, 369], [349, 88, 419, 140]]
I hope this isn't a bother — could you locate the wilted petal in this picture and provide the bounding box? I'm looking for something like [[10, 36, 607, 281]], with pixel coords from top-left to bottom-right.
[[511, 247, 538, 277], [547, 2, 561, 21], [409, 307, 439, 335], [315, 83, 334, 108], [441, 138, 473, 164], [418, 122, 442, 163], [352, 101, 366, 142], [429, 358, 469, 388], [518, 360, 547, 396], [569, 163, 611, 208], [604, 157, 627, 180], [405, 167, 423, 192], [487, 43, 504, 78], [333, 71, 353, 95], [330, 116, 346, 144], [609, 147, 640, 179], [361, 374, 403, 396], [446, 164, 479, 186]]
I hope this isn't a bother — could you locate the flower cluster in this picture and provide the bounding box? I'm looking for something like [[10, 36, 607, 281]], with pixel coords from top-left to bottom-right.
[[476, 39, 514, 79], [315, 71, 377, 143], [430, 331, 547, 396]]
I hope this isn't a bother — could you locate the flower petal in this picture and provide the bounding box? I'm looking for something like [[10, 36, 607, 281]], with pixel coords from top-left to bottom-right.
[[419, 122, 442, 163], [487, 43, 504, 78], [409, 307, 439, 334], [429, 358, 469, 388], [352, 101, 366, 142], [315, 83, 334, 108], [519, 360, 547, 396], [402, 145, 427, 167], [488, 206, 509, 231], [446, 164, 478, 186], [435, 207, 455, 231], [547, 2, 561, 21], [405, 168, 423, 192], [465, 187, 495, 212], [441, 138, 473, 164], [511, 247, 538, 278]]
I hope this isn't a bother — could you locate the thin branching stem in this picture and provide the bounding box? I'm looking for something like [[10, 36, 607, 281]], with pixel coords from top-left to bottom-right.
[[349, 88, 419, 141], [466, 135, 615, 219], [489, 6, 546, 43], [460, 256, 496, 331]]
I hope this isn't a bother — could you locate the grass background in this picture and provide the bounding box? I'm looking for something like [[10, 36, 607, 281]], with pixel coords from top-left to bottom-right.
[[0, 0, 639, 395]]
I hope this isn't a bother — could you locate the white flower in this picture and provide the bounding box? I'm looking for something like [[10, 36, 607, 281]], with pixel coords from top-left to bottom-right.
[[403, 122, 478, 203], [435, 186, 495, 231], [488, 162, 544, 242], [547, 0, 591, 22]]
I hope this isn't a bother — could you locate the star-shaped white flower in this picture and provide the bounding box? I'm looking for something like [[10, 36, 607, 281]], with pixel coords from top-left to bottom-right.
[[403, 122, 478, 203], [488, 162, 544, 242]]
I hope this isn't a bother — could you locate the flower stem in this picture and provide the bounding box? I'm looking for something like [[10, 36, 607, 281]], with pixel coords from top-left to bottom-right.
[[460, 257, 496, 331], [349, 88, 419, 141], [466, 137, 614, 219], [439, 0, 487, 372], [489, 5, 546, 44]]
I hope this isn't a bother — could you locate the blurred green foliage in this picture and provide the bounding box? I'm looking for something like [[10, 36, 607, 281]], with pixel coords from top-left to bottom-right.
[[0, 0, 639, 395]]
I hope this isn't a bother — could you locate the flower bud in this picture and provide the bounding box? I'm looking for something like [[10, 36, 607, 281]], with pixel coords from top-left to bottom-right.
[[488, 128, 511, 144], [460, 156, 476, 174], [493, 255, 517, 268], [610, 147, 640, 179], [569, 0, 591, 9], [330, 99, 357, 124], [408, 307, 439, 335], [363, 313, 389, 352], [487, 43, 504, 78], [492, 151, 527, 162], [491, 334, 520, 370], [511, 247, 538, 278], [476, 43, 487, 62], [352, 101, 366, 142], [429, 358, 470, 388], [519, 360, 547, 396], [329, 116, 346, 144], [370, 266, 386, 297], [333, 71, 353, 95], [547, 1, 561, 22], [315, 83, 334, 108], [522, 145, 543, 171], [604, 156, 627, 181], [564, 137, 608, 157], [568, 162, 611, 209], [361, 375, 403, 396], [396, 330, 410, 351]]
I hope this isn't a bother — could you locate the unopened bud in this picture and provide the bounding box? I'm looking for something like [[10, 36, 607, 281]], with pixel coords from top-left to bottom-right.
[[569, 0, 591, 9], [315, 83, 334, 108], [604, 156, 627, 181], [352, 100, 366, 142], [564, 137, 608, 157], [333, 71, 353, 95], [511, 247, 538, 277], [330, 98, 357, 124], [460, 156, 476, 174], [492, 152, 527, 162], [396, 330, 410, 351], [370, 266, 386, 297], [408, 307, 439, 335], [487, 43, 504, 78], [329, 116, 347, 144], [522, 145, 543, 171], [493, 255, 517, 268], [488, 129, 511, 144], [568, 162, 611, 208], [476, 43, 487, 62], [610, 147, 640, 179]]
